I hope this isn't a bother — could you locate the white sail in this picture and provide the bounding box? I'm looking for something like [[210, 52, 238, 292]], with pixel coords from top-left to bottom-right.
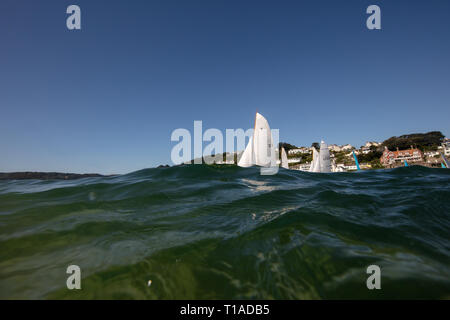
[[310, 147, 321, 172], [238, 112, 277, 168], [319, 140, 331, 173], [237, 136, 254, 167], [281, 147, 289, 169], [254, 113, 276, 167]]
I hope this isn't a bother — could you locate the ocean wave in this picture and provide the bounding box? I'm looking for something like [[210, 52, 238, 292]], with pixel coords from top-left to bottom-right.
[[0, 165, 449, 299]]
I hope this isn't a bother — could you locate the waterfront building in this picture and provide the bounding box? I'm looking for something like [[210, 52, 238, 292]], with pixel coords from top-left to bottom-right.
[[380, 146, 424, 166]]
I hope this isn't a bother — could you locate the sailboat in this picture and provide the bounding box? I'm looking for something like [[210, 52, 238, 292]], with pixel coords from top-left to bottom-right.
[[309, 148, 320, 172], [238, 112, 277, 169], [440, 153, 449, 169], [309, 141, 332, 173], [319, 141, 331, 173], [353, 150, 361, 171], [280, 147, 289, 169]]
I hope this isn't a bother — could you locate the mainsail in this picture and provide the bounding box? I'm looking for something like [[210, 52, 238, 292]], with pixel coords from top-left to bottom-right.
[[309, 141, 331, 173], [309, 148, 321, 172], [319, 140, 331, 173], [238, 113, 277, 168], [281, 147, 289, 169]]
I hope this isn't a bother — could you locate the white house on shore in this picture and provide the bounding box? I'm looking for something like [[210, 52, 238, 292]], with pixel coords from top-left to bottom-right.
[[361, 146, 371, 154], [328, 144, 354, 152], [424, 151, 440, 158], [364, 141, 381, 148], [328, 144, 342, 152], [297, 163, 311, 171], [341, 144, 354, 151], [288, 147, 311, 155], [443, 140, 450, 156]]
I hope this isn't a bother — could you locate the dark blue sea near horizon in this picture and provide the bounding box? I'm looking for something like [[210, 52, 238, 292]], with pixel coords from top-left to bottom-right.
[[0, 165, 449, 299]]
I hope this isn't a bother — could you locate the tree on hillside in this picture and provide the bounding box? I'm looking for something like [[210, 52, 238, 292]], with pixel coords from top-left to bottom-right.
[[357, 150, 383, 163], [279, 142, 297, 152], [382, 131, 444, 151]]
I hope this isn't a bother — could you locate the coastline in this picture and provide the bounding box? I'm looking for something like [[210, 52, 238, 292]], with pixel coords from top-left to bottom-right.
[[0, 172, 110, 180]]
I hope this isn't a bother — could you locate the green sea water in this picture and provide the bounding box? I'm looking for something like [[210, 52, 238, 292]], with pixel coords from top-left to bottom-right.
[[0, 165, 449, 299]]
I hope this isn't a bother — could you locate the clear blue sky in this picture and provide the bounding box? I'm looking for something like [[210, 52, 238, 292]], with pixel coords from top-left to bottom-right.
[[1, 0, 449, 174]]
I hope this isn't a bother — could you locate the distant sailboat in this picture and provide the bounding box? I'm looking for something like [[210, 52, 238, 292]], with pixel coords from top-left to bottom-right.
[[319, 140, 331, 173], [353, 151, 361, 171], [238, 112, 277, 168], [309, 147, 321, 172], [309, 141, 331, 173], [280, 147, 289, 169], [441, 153, 449, 169]]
